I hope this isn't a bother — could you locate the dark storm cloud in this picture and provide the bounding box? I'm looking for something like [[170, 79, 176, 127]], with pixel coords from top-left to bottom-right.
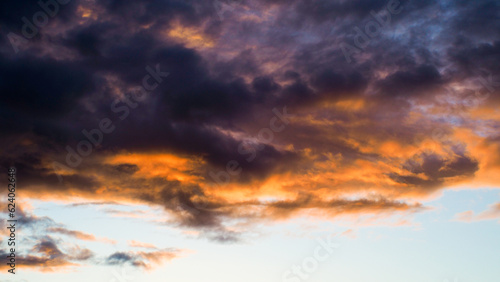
[[110, 163, 140, 174], [293, 0, 390, 22], [390, 150, 479, 190], [310, 69, 368, 98], [0, 0, 80, 30], [99, 0, 203, 26], [97, 117, 299, 178], [448, 0, 500, 40], [159, 77, 254, 121], [63, 22, 110, 57], [0, 149, 100, 194], [448, 40, 500, 77], [0, 54, 96, 117], [0, 0, 451, 148], [0, 0, 498, 245], [153, 180, 227, 228], [252, 76, 281, 94], [376, 64, 444, 97]]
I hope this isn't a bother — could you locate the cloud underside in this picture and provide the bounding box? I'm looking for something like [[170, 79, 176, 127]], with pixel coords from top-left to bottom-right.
[[0, 0, 500, 272], [0, 237, 91, 272]]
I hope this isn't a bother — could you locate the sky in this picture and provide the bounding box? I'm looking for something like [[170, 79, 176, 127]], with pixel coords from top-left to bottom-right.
[[0, 0, 499, 281]]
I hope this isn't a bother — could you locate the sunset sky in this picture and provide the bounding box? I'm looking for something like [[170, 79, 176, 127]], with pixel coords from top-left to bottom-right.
[[1, 0, 499, 281]]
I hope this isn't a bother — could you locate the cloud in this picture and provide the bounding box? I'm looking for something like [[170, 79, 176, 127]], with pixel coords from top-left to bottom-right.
[[47, 227, 117, 244], [67, 201, 123, 207], [455, 203, 500, 223], [340, 229, 357, 239], [105, 249, 183, 269], [389, 150, 479, 191], [0, 237, 93, 272], [0, 0, 499, 273], [15, 205, 54, 227], [265, 194, 424, 220], [127, 240, 158, 249]]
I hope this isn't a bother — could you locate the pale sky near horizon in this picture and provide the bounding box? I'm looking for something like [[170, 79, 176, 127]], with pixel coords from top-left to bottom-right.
[[4, 187, 500, 282]]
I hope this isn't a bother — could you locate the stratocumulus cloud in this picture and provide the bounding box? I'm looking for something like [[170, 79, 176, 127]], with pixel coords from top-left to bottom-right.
[[0, 0, 499, 275]]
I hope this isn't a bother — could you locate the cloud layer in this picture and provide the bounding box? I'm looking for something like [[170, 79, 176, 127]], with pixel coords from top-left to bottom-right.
[[0, 0, 499, 272]]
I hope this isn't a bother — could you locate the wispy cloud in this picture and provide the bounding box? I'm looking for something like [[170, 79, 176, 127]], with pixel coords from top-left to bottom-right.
[[454, 203, 500, 223], [47, 227, 117, 244]]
